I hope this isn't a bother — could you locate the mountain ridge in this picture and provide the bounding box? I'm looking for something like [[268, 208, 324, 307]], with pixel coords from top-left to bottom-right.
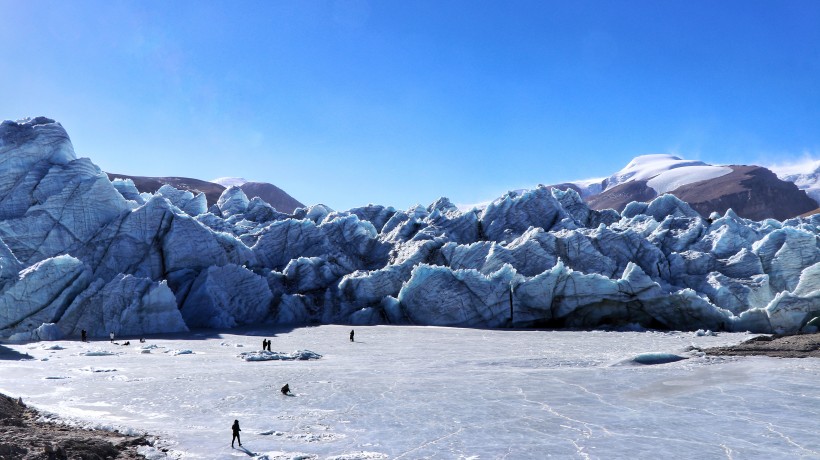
[[552, 154, 818, 220]]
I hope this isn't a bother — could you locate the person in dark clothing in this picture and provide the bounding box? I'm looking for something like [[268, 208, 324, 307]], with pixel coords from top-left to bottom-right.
[[350, 329, 354, 342], [266, 339, 271, 351], [262, 339, 267, 351], [281, 383, 291, 395], [81, 330, 87, 342], [231, 419, 241, 447]]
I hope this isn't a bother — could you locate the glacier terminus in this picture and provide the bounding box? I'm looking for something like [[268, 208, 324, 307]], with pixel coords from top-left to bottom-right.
[[1, 117, 820, 341]]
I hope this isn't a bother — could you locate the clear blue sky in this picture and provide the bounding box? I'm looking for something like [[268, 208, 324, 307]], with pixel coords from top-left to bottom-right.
[[2, 1, 819, 210]]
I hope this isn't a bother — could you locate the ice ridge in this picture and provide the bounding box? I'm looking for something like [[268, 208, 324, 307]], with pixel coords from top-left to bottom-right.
[[2, 118, 820, 340]]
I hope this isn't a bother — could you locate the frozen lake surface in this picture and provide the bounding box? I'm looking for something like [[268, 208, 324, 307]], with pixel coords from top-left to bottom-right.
[[1, 325, 819, 459]]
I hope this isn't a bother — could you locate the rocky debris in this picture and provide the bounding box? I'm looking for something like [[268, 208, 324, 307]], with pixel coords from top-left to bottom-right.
[[0, 393, 153, 460], [705, 333, 820, 358]]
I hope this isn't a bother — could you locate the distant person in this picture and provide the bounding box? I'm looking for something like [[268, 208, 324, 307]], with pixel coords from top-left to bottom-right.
[[266, 339, 271, 351], [350, 329, 354, 342], [109, 332, 114, 343], [81, 329, 87, 342], [231, 419, 241, 448], [262, 339, 267, 351], [281, 383, 291, 395]]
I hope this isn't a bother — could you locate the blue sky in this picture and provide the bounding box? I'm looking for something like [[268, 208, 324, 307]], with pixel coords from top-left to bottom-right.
[[2, 1, 819, 210]]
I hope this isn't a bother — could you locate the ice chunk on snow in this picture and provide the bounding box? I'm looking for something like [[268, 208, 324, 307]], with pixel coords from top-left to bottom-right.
[[136, 445, 169, 460], [79, 350, 118, 357], [169, 349, 193, 355], [33, 323, 62, 341], [326, 452, 389, 460], [252, 452, 317, 460], [629, 352, 687, 365], [238, 350, 322, 361]]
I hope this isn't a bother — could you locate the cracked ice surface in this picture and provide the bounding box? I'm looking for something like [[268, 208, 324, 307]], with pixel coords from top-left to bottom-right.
[[1, 325, 819, 459]]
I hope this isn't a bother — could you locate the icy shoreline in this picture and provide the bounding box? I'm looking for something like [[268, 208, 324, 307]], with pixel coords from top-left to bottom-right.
[[2, 325, 819, 459]]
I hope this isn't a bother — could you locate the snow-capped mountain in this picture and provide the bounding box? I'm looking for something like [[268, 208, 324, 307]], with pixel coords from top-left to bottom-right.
[[559, 154, 817, 220], [555, 154, 730, 198], [600, 154, 732, 194], [5, 117, 820, 341]]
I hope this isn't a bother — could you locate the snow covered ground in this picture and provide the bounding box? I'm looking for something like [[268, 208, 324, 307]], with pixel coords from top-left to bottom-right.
[[1, 325, 819, 459]]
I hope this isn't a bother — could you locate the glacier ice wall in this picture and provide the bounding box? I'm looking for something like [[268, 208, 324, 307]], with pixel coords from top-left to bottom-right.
[[2, 117, 820, 340]]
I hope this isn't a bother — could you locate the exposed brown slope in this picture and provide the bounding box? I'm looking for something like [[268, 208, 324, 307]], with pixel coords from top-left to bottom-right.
[[584, 166, 817, 220], [671, 165, 817, 221], [586, 180, 657, 212], [238, 181, 304, 213]]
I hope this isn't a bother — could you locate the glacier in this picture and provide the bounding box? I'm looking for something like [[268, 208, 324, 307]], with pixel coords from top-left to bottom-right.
[[2, 117, 820, 339]]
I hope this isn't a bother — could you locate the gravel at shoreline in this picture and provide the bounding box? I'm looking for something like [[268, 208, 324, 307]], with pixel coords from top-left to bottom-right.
[[0, 393, 154, 460], [705, 333, 820, 358]]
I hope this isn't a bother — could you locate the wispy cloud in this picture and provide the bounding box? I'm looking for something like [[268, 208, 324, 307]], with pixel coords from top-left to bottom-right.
[[764, 151, 820, 177]]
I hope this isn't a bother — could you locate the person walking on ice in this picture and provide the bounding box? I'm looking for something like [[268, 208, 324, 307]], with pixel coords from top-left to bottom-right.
[[231, 419, 241, 447], [350, 329, 354, 342]]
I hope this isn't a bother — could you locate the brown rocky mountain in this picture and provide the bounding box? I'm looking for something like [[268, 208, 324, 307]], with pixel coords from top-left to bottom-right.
[[585, 180, 657, 212], [671, 166, 817, 221], [106, 173, 304, 213], [238, 181, 304, 215], [582, 165, 817, 220]]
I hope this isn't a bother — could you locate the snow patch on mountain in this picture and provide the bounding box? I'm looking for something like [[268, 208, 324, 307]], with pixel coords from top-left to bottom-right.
[[570, 177, 606, 197], [460, 154, 730, 211], [605, 154, 732, 194], [210, 177, 248, 187]]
